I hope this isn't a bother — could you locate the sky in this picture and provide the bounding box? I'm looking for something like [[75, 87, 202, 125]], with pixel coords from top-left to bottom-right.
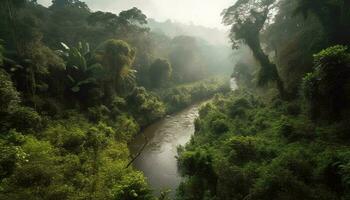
[[37, 0, 234, 29]]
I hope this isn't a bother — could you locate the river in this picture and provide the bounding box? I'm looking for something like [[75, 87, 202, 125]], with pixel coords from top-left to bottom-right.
[[129, 102, 202, 197], [129, 78, 237, 197]]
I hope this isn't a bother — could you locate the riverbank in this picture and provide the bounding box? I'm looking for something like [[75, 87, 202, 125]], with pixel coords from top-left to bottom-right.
[[129, 101, 206, 198], [155, 77, 230, 114], [128, 78, 235, 198]]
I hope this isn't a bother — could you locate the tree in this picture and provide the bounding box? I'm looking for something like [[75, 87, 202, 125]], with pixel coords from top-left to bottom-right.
[[294, 0, 350, 45], [119, 7, 147, 26], [222, 0, 286, 98], [301, 45, 350, 120], [50, 0, 89, 11], [262, 0, 325, 94], [0, 0, 26, 54], [0, 69, 20, 114], [59, 42, 104, 93], [98, 39, 136, 102], [149, 58, 172, 88], [169, 36, 204, 82]]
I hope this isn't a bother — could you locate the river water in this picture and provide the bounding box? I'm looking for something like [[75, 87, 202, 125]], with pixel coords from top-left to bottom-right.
[[129, 78, 237, 197], [129, 103, 202, 197]]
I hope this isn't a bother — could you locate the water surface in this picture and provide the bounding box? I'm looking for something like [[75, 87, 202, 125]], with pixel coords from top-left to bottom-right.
[[129, 78, 237, 197], [129, 103, 202, 196]]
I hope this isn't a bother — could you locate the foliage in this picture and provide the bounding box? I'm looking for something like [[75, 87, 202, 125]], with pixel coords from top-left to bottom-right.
[[98, 39, 137, 100], [0, 69, 20, 114], [177, 90, 350, 199], [9, 106, 42, 133], [127, 87, 166, 127], [159, 77, 230, 113], [301, 45, 350, 120], [222, 0, 286, 98], [59, 42, 103, 93], [149, 58, 172, 88], [294, 0, 350, 45], [0, 1, 238, 200]]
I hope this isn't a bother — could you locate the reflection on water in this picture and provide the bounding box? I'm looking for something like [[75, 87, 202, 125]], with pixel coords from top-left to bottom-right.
[[129, 103, 201, 197]]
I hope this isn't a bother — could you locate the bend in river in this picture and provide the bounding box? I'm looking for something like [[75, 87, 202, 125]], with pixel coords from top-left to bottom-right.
[[129, 103, 202, 197], [129, 79, 237, 197]]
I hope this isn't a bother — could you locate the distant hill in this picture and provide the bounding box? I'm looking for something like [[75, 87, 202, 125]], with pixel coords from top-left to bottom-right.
[[148, 19, 230, 46]]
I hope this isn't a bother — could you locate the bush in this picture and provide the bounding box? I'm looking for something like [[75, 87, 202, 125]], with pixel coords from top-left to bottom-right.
[[301, 45, 350, 120], [9, 107, 43, 132], [87, 105, 110, 122], [159, 77, 230, 113], [227, 97, 251, 118], [112, 172, 153, 200], [210, 118, 229, 134], [0, 69, 20, 114], [114, 115, 140, 141], [177, 148, 217, 188], [127, 87, 165, 126], [277, 116, 315, 142], [44, 121, 86, 153], [225, 136, 275, 165], [249, 148, 316, 200]]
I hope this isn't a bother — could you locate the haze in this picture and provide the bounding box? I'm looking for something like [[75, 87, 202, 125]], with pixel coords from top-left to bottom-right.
[[37, 0, 234, 29]]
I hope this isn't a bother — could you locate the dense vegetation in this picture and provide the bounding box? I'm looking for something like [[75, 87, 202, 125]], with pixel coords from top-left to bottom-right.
[[0, 0, 230, 199], [1, 0, 350, 199], [177, 0, 350, 199]]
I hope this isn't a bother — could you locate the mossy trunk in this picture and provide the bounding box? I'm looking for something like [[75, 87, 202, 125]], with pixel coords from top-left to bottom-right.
[[246, 37, 286, 99]]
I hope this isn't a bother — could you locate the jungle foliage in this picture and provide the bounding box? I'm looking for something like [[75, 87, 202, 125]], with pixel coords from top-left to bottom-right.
[[176, 0, 350, 199], [0, 0, 230, 199]]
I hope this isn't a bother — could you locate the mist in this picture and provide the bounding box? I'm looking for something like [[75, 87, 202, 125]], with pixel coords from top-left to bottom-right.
[[3, 0, 348, 199], [37, 0, 234, 29]]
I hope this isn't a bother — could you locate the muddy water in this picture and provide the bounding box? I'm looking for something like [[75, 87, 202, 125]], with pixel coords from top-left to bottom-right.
[[129, 103, 202, 197], [129, 78, 237, 197]]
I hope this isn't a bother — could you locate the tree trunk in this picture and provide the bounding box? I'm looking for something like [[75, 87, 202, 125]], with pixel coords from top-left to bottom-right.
[[246, 38, 286, 99]]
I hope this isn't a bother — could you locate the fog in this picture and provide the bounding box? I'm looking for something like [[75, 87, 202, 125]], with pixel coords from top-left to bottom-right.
[[37, 0, 234, 30]]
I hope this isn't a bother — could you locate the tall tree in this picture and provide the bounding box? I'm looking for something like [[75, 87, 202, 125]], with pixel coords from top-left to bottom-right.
[[98, 39, 136, 102], [222, 0, 286, 98], [149, 58, 172, 88]]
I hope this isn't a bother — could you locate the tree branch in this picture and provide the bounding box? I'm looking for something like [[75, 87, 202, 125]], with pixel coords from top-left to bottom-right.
[[126, 136, 149, 168]]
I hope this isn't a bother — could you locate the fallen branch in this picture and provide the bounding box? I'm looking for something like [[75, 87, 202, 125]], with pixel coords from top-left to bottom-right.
[[126, 136, 149, 168]]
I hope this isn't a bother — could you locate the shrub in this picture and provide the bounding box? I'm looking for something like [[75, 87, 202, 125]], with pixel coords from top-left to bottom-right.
[[127, 87, 165, 126], [9, 107, 42, 132], [250, 148, 316, 200], [277, 116, 315, 142], [112, 172, 153, 200], [114, 115, 139, 141], [301, 45, 350, 120], [0, 69, 20, 114], [178, 148, 216, 179], [210, 118, 229, 134], [227, 97, 251, 118], [87, 105, 110, 122]]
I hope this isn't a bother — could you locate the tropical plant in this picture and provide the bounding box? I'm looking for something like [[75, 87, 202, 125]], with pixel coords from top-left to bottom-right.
[[59, 42, 104, 93], [97, 39, 137, 100]]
